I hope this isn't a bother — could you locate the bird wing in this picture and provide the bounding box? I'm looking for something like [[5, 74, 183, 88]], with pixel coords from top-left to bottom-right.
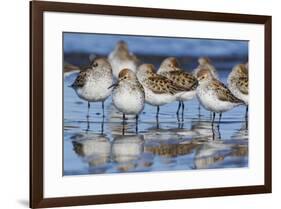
[[164, 71, 198, 91], [236, 76, 248, 95], [210, 79, 242, 103], [71, 70, 90, 88], [146, 75, 185, 95]]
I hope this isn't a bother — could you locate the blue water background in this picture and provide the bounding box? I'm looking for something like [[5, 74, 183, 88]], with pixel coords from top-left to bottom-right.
[[64, 32, 248, 57]]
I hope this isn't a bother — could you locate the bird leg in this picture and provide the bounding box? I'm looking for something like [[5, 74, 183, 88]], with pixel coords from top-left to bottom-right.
[[218, 124, 221, 139], [218, 112, 222, 124], [155, 106, 160, 129], [156, 106, 160, 118], [122, 126, 125, 135], [211, 125, 215, 141], [102, 101, 105, 118], [212, 112, 216, 126], [122, 113, 126, 124], [122, 113, 126, 135], [87, 102, 90, 118], [181, 101, 185, 121], [135, 115, 139, 133], [176, 101, 182, 116], [101, 115, 104, 135], [245, 105, 248, 129]]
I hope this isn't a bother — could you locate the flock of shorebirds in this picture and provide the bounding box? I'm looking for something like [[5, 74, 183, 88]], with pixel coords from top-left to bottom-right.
[[70, 40, 248, 132]]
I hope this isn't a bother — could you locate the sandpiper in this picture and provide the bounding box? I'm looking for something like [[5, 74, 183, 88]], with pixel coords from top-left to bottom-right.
[[193, 57, 219, 79], [158, 57, 198, 118], [227, 63, 248, 117], [71, 57, 113, 117], [193, 57, 219, 116], [108, 40, 139, 78], [109, 68, 145, 133], [137, 64, 185, 120], [196, 69, 243, 124]]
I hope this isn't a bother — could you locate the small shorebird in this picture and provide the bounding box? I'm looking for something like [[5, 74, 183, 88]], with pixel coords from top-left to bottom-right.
[[109, 68, 145, 133], [71, 58, 113, 118], [227, 63, 248, 118], [193, 57, 219, 79], [158, 57, 198, 118], [193, 57, 219, 116], [196, 69, 243, 124], [137, 64, 185, 120], [108, 40, 139, 78]]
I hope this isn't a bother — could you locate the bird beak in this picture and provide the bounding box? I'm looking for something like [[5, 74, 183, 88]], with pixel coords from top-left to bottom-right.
[[193, 79, 199, 88], [68, 83, 75, 88], [197, 77, 202, 82], [108, 83, 118, 89]]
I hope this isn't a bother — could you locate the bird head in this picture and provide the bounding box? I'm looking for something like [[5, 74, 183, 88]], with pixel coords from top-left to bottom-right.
[[159, 57, 181, 73]]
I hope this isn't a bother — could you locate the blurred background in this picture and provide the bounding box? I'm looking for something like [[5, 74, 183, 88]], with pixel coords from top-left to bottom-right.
[[63, 32, 248, 70]]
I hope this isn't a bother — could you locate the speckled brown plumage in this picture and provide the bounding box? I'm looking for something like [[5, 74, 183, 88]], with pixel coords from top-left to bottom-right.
[[210, 79, 242, 103], [71, 70, 91, 88], [236, 76, 248, 95], [145, 74, 185, 95], [231, 64, 248, 95], [227, 63, 249, 102], [161, 71, 198, 91], [145, 142, 199, 157]]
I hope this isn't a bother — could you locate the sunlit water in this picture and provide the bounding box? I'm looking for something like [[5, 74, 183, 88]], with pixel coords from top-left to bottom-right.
[[63, 67, 248, 175]]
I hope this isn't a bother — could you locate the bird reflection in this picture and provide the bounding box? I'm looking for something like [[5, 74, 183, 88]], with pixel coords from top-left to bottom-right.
[[112, 135, 144, 172], [194, 142, 230, 169], [72, 133, 111, 173], [143, 124, 197, 142], [193, 119, 248, 170], [143, 124, 199, 163], [108, 105, 139, 135], [85, 113, 90, 133], [194, 142, 248, 169], [156, 114, 160, 129], [85, 109, 105, 134], [100, 116, 105, 134], [145, 142, 199, 159], [231, 145, 248, 157], [191, 120, 221, 141], [67, 102, 248, 174], [231, 121, 248, 140], [178, 120, 185, 129], [212, 124, 221, 140]]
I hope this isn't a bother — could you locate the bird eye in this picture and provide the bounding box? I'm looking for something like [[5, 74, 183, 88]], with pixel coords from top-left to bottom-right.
[[93, 62, 98, 67]]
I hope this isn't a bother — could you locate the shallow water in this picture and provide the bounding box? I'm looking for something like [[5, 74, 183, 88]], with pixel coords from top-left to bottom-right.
[[64, 69, 248, 175]]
